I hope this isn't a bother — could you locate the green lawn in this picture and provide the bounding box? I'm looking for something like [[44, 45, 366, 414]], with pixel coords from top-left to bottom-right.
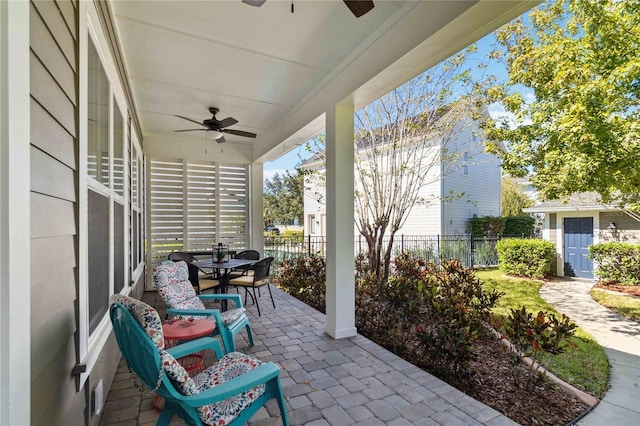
[[590, 289, 640, 321], [476, 269, 609, 397]]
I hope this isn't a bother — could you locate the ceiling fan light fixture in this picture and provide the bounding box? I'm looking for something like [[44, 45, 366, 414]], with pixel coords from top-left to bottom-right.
[[206, 130, 223, 140]]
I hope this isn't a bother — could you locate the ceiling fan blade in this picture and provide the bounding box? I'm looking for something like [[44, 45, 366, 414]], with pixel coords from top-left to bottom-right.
[[343, 0, 374, 18], [242, 0, 266, 7], [222, 128, 257, 138], [174, 115, 205, 127], [174, 129, 206, 132], [217, 117, 239, 128]]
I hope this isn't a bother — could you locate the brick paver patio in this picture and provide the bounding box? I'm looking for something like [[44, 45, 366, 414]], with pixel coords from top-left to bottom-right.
[[99, 286, 516, 426]]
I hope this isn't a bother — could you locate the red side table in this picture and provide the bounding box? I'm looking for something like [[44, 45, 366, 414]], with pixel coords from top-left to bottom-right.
[[154, 318, 216, 410]]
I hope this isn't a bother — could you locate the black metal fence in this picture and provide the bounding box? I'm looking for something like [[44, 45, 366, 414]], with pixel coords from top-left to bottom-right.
[[264, 234, 504, 269]]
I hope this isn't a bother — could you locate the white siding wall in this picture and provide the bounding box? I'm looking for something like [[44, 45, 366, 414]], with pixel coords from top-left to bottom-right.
[[395, 178, 442, 235], [442, 120, 501, 235], [301, 116, 502, 237], [303, 170, 326, 236]]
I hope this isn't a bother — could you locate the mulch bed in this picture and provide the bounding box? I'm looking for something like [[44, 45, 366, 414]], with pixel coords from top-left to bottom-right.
[[453, 332, 591, 426], [592, 283, 640, 297]]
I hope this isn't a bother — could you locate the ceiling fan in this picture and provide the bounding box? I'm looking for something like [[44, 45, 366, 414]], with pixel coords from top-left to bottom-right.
[[174, 107, 257, 143], [242, 0, 375, 18]]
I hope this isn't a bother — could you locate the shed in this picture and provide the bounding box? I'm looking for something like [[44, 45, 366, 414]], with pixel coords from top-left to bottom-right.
[[524, 193, 640, 279]]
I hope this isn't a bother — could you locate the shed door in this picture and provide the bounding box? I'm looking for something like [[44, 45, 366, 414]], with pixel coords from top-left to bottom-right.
[[563, 217, 593, 278]]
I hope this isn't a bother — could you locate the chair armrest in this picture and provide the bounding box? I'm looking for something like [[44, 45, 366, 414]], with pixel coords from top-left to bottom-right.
[[166, 307, 222, 319], [166, 337, 224, 360], [198, 293, 244, 309], [182, 363, 281, 406]]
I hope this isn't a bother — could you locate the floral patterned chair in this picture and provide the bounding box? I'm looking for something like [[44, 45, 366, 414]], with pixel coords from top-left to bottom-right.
[[153, 260, 254, 353], [109, 295, 289, 426]]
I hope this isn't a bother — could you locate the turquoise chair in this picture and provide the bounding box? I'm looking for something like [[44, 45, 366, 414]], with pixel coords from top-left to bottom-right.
[[109, 295, 289, 426], [154, 259, 254, 353]]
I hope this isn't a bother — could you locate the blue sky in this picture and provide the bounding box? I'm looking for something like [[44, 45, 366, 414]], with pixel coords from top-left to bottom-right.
[[263, 144, 311, 182], [263, 25, 531, 183]]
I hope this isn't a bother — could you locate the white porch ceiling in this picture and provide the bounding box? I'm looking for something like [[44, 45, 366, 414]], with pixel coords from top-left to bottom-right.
[[111, 0, 534, 163]]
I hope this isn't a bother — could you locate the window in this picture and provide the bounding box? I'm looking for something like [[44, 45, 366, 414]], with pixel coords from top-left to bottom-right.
[[87, 37, 111, 333], [87, 38, 109, 186], [130, 140, 143, 275], [309, 215, 316, 234], [113, 100, 124, 196], [87, 189, 109, 333], [462, 152, 469, 176], [86, 35, 129, 334]]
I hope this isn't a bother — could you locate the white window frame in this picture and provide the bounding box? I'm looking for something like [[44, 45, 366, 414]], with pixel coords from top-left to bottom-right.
[[309, 214, 316, 234], [130, 131, 144, 283], [77, 3, 131, 388]]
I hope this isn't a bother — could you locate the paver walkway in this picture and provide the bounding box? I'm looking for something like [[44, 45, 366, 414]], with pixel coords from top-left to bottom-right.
[[539, 279, 640, 426], [100, 287, 518, 425]]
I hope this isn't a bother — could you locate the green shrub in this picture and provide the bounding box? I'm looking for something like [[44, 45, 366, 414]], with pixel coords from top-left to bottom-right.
[[281, 230, 304, 238], [496, 238, 556, 279], [503, 216, 535, 238], [589, 243, 640, 286], [468, 216, 505, 237], [356, 254, 502, 379], [276, 255, 326, 313], [415, 259, 503, 378], [502, 307, 577, 385], [280, 252, 503, 380]]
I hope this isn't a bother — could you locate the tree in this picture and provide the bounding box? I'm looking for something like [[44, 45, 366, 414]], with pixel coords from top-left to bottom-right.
[[353, 51, 482, 283], [483, 0, 640, 208], [501, 177, 534, 216], [263, 170, 304, 227]]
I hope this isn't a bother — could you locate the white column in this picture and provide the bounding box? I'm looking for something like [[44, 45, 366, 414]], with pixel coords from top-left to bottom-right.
[[250, 163, 264, 255], [325, 100, 357, 339], [0, 0, 31, 423]]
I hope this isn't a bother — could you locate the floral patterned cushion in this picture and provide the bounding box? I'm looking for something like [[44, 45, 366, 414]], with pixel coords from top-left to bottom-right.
[[160, 350, 266, 426], [110, 294, 165, 349], [158, 280, 199, 307], [154, 260, 189, 288], [221, 308, 247, 325], [192, 352, 266, 426], [159, 349, 199, 394], [172, 297, 209, 318]]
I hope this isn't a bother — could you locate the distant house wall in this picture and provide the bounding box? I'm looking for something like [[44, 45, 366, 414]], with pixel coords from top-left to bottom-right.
[[304, 169, 326, 236], [548, 213, 558, 275], [395, 170, 442, 235], [441, 120, 502, 235], [301, 115, 502, 237], [598, 211, 640, 243]]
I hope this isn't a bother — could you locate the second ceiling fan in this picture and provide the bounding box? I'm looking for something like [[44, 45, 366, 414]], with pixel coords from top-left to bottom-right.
[[243, 0, 375, 18]]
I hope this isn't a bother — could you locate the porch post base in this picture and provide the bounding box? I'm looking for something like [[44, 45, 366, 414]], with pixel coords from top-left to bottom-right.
[[324, 326, 357, 339]]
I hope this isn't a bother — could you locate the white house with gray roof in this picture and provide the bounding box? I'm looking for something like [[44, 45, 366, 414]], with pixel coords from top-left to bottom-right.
[[301, 110, 503, 238]]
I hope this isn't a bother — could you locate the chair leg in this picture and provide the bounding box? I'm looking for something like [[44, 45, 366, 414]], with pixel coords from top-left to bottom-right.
[[274, 378, 290, 426], [252, 287, 261, 316], [157, 406, 174, 426], [220, 328, 235, 353], [245, 323, 255, 347], [244, 287, 254, 306], [267, 283, 276, 309]]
